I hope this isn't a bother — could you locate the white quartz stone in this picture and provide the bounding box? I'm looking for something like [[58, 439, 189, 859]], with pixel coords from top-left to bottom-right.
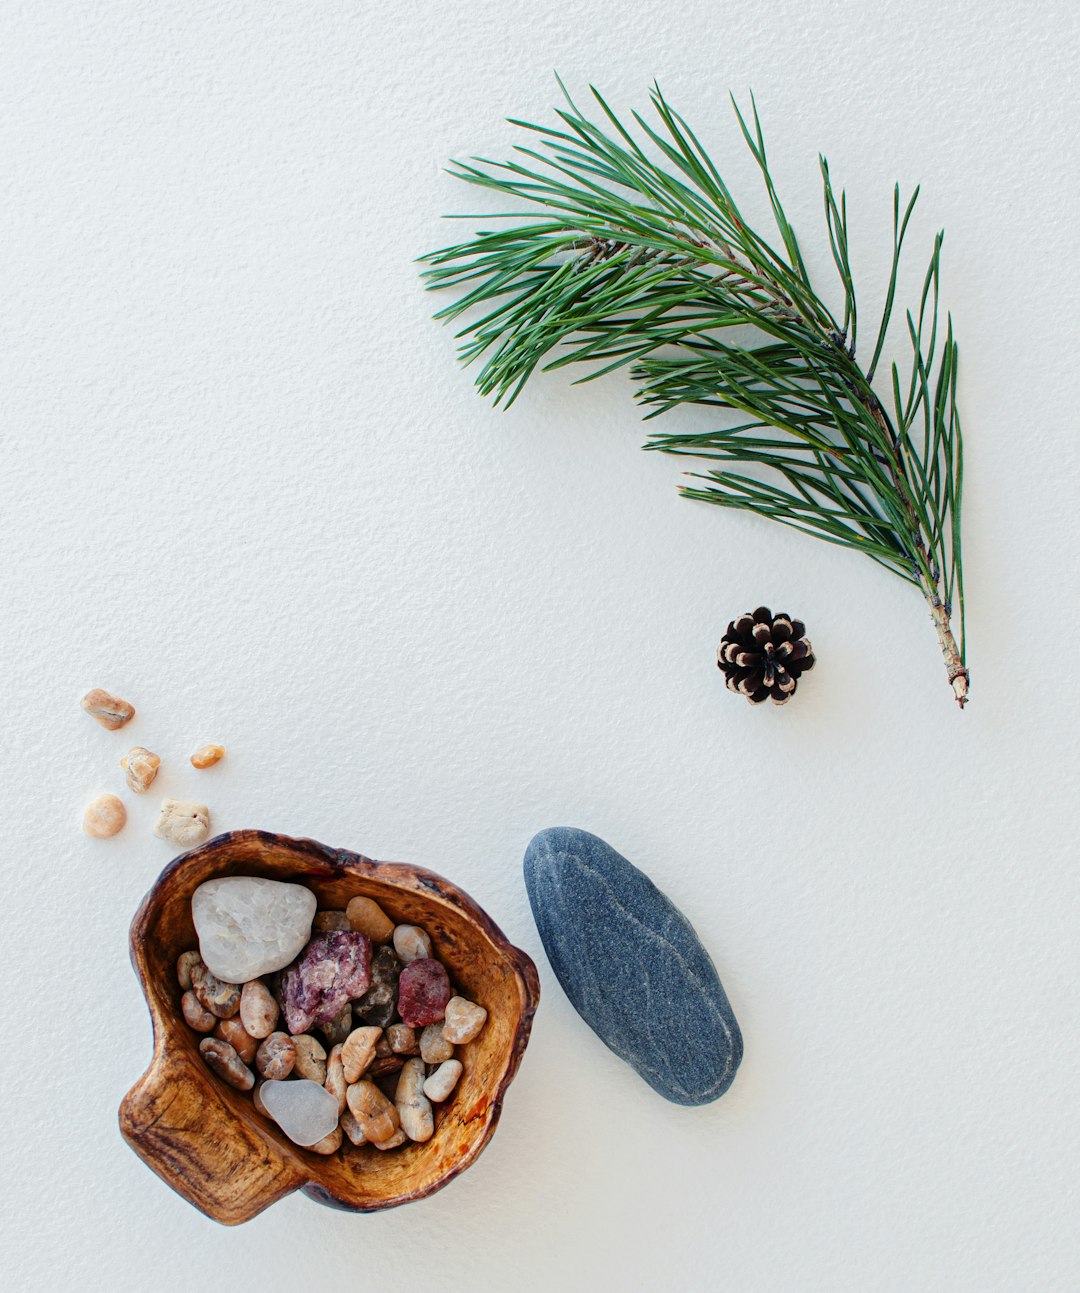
[[260, 1078, 340, 1147], [192, 875, 316, 983]]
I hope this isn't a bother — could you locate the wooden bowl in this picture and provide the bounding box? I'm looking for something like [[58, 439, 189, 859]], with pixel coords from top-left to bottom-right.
[[119, 830, 540, 1224]]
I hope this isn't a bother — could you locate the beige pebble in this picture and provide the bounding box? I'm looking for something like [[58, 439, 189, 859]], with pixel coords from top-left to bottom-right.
[[154, 798, 210, 848], [293, 1034, 327, 1083], [341, 1026, 382, 1083], [308, 1126, 343, 1155], [239, 979, 279, 1039], [83, 794, 126, 838], [255, 1032, 296, 1080], [324, 1044, 348, 1114], [181, 990, 216, 1033], [190, 961, 241, 1018], [345, 1080, 399, 1145], [371, 1127, 407, 1151], [190, 743, 225, 769], [213, 1016, 258, 1065], [80, 688, 135, 730], [423, 1059, 463, 1103], [442, 996, 488, 1044], [392, 924, 432, 963], [312, 910, 351, 932], [347, 896, 394, 943], [176, 950, 202, 990], [386, 1024, 419, 1055], [419, 1022, 454, 1064], [395, 1058, 434, 1142], [199, 1037, 254, 1090], [340, 1108, 368, 1146], [120, 746, 160, 793]]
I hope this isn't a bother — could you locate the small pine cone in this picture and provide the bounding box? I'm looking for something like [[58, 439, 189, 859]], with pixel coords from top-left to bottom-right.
[[717, 606, 815, 706]]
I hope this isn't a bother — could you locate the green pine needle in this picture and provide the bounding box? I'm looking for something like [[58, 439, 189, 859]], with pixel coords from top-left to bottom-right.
[[420, 80, 969, 706]]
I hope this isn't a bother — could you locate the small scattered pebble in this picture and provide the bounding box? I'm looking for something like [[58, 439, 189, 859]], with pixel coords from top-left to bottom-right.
[[120, 746, 160, 793], [423, 1059, 463, 1103], [345, 1080, 399, 1145], [81, 688, 135, 730], [176, 951, 202, 991], [190, 743, 225, 769], [443, 995, 488, 1044], [397, 957, 451, 1027], [199, 1037, 254, 1091], [347, 896, 394, 943], [419, 1022, 454, 1064], [395, 1058, 434, 1142], [261, 1077, 339, 1147], [239, 979, 279, 1038], [313, 910, 351, 932], [214, 1016, 258, 1065], [190, 961, 241, 1019], [255, 1032, 296, 1080], [386, 1024, 419, 1055], [292, 1034, 327, 1083], [392, 924, 433, 963], [324, 1044, 348, 1114], [82, 794, 126, 838], [181, 990, 216, 1033], [154, 798, 210, 848], [342, 1026, 382, 1083]]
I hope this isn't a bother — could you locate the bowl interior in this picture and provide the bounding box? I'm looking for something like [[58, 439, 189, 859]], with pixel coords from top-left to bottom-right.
[[131, 831, 535, 1212]]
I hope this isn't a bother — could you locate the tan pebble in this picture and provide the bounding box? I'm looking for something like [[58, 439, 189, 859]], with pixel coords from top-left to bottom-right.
[[181, 990, 216, 1033], [176, 950, 202, 990], [239, 979, 279, 1039], [325, 1044, 348, 1114], [313, 910, 351, 932], [214, 1016, 258, 1065], [419, 1022, 454, 1064], [346, 896, 394, 943], [423, 1059, 463, 1103], [120, 746, 160, 793], [341, 1026, 382, 1083], [308, 1126, 343, 1155], [392, 924, 432, 963], [292, 1034, 327, 1083], [153, 798, 210, 848], [442, 996, 488, 1044], [190, 744, 225, 769], [199, 1037, 254, 1090], [386, 1024, 419, 1055], [190, 961, 241, 1018], [340, 1108, 368, 1146], [82, 794, 126, 838], [255, 1031, 296, 1080], [395, 1058, 434, 1142], [80, 688, 135, 730], [371, 1127, 407, 1151], [345, 1080, 400, 1144]]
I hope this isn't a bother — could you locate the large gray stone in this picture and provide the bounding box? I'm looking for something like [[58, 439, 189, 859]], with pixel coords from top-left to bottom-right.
[[523, 827, 742, 1106]]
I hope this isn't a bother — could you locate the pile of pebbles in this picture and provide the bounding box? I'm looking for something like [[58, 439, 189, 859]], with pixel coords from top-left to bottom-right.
[[179, 877, 488, 1154]]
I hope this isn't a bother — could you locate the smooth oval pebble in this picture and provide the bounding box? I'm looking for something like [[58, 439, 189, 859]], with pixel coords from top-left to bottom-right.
[[192, 876, 317, 983], [260, 1078, 340, 1147], [523, 826, 743, 1106]]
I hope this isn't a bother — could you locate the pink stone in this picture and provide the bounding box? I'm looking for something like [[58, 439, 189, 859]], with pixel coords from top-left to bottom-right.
[[397, 957, 451, 1027], [278, 931, 371, 1034]]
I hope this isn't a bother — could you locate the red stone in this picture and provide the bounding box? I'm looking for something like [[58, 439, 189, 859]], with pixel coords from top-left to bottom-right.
[[279, 931, 371, 1034], [397, 958, 451, 1027]]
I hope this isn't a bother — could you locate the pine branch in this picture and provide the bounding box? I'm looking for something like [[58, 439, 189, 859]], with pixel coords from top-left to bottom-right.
[[420, 80, 969, 707]]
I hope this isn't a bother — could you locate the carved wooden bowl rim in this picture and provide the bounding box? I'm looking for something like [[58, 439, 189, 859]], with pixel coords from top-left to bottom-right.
[[119, 829, 540, 1224]]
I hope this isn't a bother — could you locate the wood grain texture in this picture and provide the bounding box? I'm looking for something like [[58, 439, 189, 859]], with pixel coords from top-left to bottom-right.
[[119, 830, 540, 1225]]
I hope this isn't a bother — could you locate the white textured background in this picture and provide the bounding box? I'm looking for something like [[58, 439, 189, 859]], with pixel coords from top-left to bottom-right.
[[2, 2, 1078, 1289]]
